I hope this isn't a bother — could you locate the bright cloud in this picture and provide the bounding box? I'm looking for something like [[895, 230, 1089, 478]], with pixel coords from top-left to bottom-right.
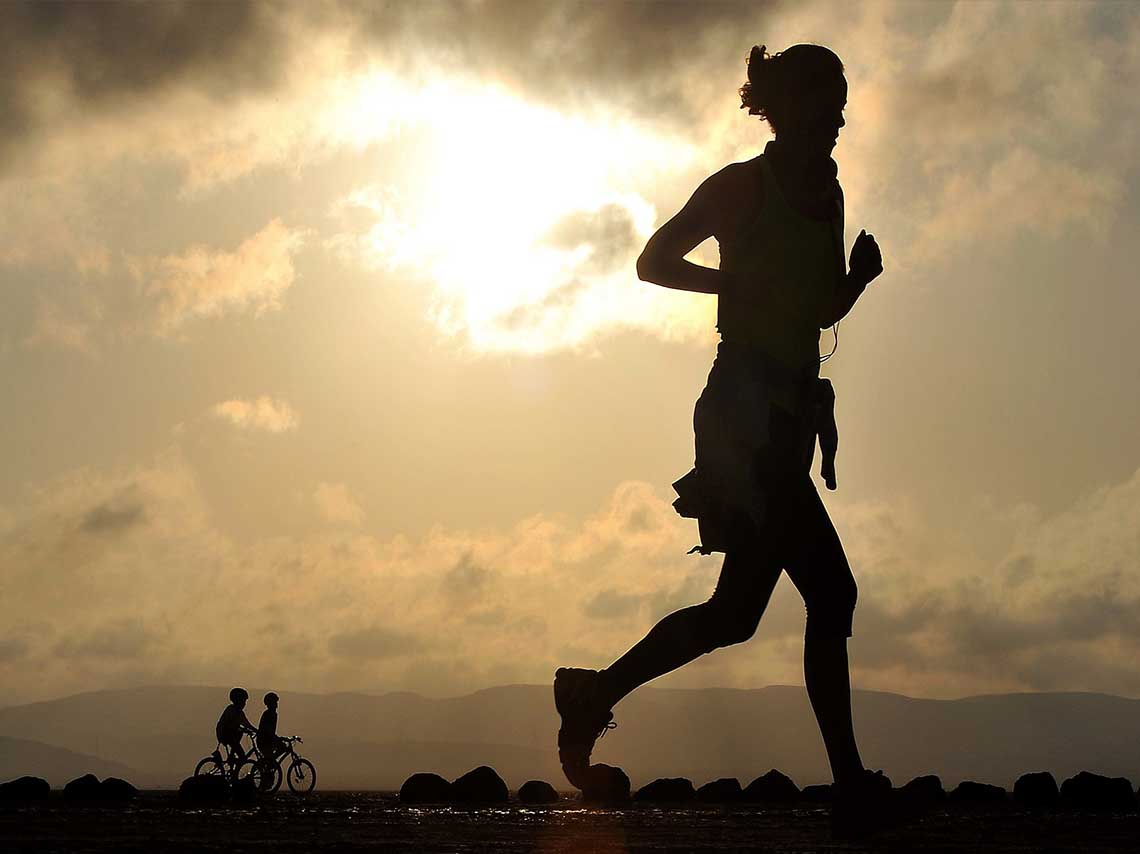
[[4, 447, 1140, 705], [23, 299, 99, 355], [9, 3, 1135, 353], [139, 219, 306, 335], [211, 397, 299, 433], [324, 75, 712, 353], [314, 482, 365, 526]]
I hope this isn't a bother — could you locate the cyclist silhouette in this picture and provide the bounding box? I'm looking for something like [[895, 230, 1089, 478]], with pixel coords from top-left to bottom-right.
[[554, 43, 899, 837], [215, 687, 257, 771], [257, 691, 285, 764]]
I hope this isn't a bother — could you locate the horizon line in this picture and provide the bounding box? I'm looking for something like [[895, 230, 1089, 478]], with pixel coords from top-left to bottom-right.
[[4, 682, 1137, 713]]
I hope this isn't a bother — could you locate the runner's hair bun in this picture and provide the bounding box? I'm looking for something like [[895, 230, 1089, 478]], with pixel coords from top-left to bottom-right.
[[739, 44, 774, 118]]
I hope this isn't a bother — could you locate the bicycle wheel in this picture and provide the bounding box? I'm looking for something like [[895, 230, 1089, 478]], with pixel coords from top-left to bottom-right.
[[265, 761, 283, 793], [194, 756, 226, 777], [286, 759, 316, 794], [236, 758, 268, 790]]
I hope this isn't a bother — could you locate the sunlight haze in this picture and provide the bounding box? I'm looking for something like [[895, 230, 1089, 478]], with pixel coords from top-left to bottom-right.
[[2, 0, 1139, 708]]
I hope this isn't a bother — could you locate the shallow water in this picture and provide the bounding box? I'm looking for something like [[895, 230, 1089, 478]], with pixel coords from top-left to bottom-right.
[[3, 792, 1138, 853]]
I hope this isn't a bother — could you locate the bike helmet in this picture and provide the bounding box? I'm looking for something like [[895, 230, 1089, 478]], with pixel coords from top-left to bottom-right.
[[229, 687, 249, 702], [264, 692, 279, 705]]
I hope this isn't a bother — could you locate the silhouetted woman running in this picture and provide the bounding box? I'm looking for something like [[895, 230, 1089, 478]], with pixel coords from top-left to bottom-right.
[[554, 44, 894, 836]]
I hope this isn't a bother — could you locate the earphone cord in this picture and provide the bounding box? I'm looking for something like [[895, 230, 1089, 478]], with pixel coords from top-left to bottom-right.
[[819, 321, 839, 363]]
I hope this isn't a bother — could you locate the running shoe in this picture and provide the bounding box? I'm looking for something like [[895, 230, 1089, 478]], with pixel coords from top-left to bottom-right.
[[553, 667, 616, 789], [831, 769, 924, 840]]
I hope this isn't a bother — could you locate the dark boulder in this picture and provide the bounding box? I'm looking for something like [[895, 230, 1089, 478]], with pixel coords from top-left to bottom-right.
[[581, 764, 630, 805], [1059, 771, 1136, 812], [0, 776, 50, 800], [949, 781, 1007, 804], [399, 772, 452, 804], [451, 766, 509, 804], [742, 769, 800, 803], [178, 775, 230, 803], [1013, 772, 1059, 809], [696, 778, 743, 803], [801, 784, 833, 803], [99, 778, 138, 800], [900, 775, 946, 806], [517, 780, 559, 804], [63, 774, 103, 801], [634, 777, 696, 803], [230, 776, 260, 803]]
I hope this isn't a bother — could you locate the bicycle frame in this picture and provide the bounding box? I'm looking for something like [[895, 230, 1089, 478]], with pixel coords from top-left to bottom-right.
[[214, 734, 269, 773]]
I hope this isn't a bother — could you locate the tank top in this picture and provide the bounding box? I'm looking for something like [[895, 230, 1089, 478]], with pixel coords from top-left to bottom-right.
[[716, 144, 845, 381]]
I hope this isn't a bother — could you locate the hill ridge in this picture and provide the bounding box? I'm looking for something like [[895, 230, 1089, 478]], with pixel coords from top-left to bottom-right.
[[4, 684, 1139, 789]]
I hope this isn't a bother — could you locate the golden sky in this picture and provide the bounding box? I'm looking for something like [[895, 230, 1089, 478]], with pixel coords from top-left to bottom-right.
[[2, 0, 1139, 705]]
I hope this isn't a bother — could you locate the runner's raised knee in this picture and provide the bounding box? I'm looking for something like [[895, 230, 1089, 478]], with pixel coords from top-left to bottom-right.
[[698, 599, 762, 650]]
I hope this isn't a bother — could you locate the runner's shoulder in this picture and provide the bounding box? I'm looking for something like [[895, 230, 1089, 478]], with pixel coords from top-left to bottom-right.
[[696, 158, 764, 240]]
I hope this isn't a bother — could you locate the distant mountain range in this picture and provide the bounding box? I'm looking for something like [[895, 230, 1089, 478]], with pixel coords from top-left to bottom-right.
[[0, 735, 137, 783], [2, 685, 1139, 790]]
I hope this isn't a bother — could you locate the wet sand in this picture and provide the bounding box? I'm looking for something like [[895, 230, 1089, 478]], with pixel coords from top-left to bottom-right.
[[3, 792, 1139, 853]]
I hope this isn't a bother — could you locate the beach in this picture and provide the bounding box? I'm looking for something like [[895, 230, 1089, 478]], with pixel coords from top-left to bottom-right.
[[4, 792, 1140, 853]]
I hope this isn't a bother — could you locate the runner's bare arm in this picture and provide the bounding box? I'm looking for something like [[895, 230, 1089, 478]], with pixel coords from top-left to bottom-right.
[[636, 171, 741, 296]]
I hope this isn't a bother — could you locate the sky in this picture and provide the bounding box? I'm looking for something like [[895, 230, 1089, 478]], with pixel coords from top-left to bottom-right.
[[2, 0, 1139, 707]]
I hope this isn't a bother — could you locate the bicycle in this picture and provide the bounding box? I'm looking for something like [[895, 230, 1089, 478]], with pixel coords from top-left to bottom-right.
[[258, 735, 316, 794], [193, 736, 275, 791]]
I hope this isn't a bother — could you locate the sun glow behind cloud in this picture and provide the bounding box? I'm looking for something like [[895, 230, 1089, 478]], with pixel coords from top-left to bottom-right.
[[326, 72, 714, 353]]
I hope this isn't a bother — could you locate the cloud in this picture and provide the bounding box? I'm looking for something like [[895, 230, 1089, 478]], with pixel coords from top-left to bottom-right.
[[8, 219, 307, 354], [0, 1, 777, 179], [23, 299, 98, 355], [4, 440, 1140, 704], [317, 2, 1137, 353], [495, 280, 590, 334], [5, 1, 1136, 274], [582, 588, 643, 620], [821, 0, 1140, 265], [211, 397, 299, 433], [440, 552, 494, 608], [21, 0, 1133, 357], [80, 495, 147, 536], [53, 618, 159, 661], [835, 464, 1140, 697], [140, 219, 306, 335], [0, 450, 715, 702], [314, 483, 365, 526], [542, 203, 640, 275], [343, 0, 778, 129], [0, 637, 29, 663], [487, 202, 643, 336], [322, 130, 706, 354], [914, 146, 1121, 257], [327, 625, 423, 660], [1, 1, 752, 354], [0, 0, 292, 169]]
